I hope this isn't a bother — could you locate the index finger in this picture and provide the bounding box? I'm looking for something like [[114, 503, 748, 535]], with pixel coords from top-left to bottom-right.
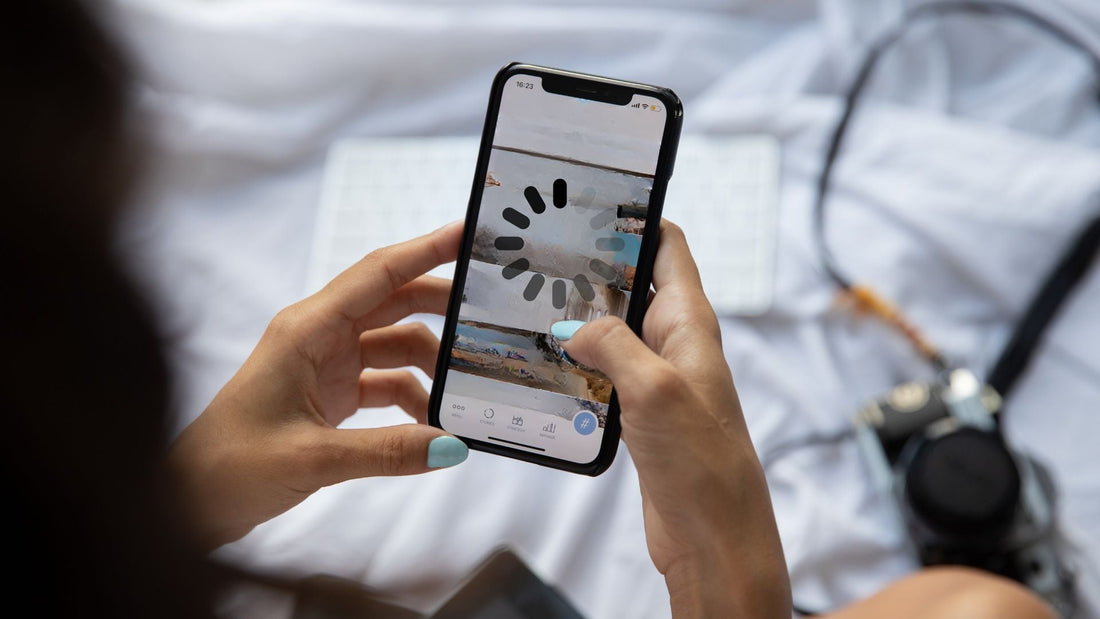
[[318, 221, 463, 321]]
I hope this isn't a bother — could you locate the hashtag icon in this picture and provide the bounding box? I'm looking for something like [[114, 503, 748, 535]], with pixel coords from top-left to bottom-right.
[[574, 411, 597, 435]]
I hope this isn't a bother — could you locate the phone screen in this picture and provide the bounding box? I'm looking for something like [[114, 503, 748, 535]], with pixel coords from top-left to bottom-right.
[[435, 68, 673, 467]]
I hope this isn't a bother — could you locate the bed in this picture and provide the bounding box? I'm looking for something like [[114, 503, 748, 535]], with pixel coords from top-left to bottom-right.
[[106, 0, 1100, 616]]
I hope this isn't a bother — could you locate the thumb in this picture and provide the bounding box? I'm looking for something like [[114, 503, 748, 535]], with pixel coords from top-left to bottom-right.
[[310, 424, 469, 484], [551, 317, 666, 396], [552, 317, 698, 450]]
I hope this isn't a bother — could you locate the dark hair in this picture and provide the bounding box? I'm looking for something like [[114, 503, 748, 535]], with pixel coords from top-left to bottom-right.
[[1, 1, 217, 615]]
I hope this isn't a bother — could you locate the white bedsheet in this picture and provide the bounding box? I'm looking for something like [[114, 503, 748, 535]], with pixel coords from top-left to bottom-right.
[[106, 0, 1100, 616]]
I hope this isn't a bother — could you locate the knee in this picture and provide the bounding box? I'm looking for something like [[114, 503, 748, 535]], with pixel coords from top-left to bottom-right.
[[916, 567, 1057, 619], [826, 566, 1058, 619]]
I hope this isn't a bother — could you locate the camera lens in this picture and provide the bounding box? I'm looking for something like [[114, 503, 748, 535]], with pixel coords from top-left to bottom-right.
[[904, 428, 1021, 539]]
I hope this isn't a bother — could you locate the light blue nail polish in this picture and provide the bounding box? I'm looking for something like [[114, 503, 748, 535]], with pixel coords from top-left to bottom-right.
[[427, 436, 469, 468], [551, 320, 586, 341]]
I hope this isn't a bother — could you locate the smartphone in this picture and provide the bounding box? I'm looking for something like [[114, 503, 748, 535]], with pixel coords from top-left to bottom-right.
[[289, 548, 581, 619], [428, 62, 682, 475], [430, 547, 585, 619]]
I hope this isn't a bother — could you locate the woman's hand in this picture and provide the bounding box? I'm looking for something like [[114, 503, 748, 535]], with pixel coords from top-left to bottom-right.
[[555, 222, 792, 618], [170, 222, 469, 550]]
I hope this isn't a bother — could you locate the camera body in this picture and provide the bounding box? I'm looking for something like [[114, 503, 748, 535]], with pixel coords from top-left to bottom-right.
[[854, 369, 1075, 615]]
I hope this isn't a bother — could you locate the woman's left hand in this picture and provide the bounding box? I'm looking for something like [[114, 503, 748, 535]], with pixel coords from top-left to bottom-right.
[[170, 222, 468, 549]]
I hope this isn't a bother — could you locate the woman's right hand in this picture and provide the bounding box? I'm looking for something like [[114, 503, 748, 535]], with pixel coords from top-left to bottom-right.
[[555, 222, 791, 618]]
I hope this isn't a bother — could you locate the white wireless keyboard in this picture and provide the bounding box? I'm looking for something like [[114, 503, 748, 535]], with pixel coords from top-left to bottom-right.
[[307, 134, 780, 316]]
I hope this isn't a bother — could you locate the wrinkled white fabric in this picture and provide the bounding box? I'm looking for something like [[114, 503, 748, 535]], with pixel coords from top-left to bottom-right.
[[105, 0, 1100, 617]]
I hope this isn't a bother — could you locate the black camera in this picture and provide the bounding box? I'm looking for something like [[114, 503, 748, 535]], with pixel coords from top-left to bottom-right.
[[854, 369, 1075, 616]]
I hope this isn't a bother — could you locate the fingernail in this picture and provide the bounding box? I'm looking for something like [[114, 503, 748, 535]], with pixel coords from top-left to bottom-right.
[[550, 320, 586, 341], [427, 436, 469, 468]]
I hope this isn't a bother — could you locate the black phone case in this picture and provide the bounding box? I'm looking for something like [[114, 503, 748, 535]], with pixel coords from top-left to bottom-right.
[[430, 546, 585, 619], [428, 62, 683, 476]]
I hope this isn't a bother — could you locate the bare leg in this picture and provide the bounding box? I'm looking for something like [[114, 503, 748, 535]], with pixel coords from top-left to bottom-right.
[[823, 567, 1057, 619]]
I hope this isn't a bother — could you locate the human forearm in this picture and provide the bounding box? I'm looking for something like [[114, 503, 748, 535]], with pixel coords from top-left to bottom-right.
[[665, 551, 790, 619], [663, 463, 792, 618], [555, 222, 792, 619]]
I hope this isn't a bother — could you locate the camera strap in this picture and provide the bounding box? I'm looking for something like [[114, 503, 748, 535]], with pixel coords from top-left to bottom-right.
[[987, 213, 1100, 399], [813, 0, 1100, 404]]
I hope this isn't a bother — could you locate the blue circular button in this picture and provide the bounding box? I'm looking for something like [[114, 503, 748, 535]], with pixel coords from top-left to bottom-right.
[[573, 411, 598, 436]]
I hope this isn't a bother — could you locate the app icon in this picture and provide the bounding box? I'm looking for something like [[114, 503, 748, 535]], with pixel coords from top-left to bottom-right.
[[483, 408, 495, 419], [512, 416, 524, 427], [542, 422, 557, 433], [573, 411, 597, 436]]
